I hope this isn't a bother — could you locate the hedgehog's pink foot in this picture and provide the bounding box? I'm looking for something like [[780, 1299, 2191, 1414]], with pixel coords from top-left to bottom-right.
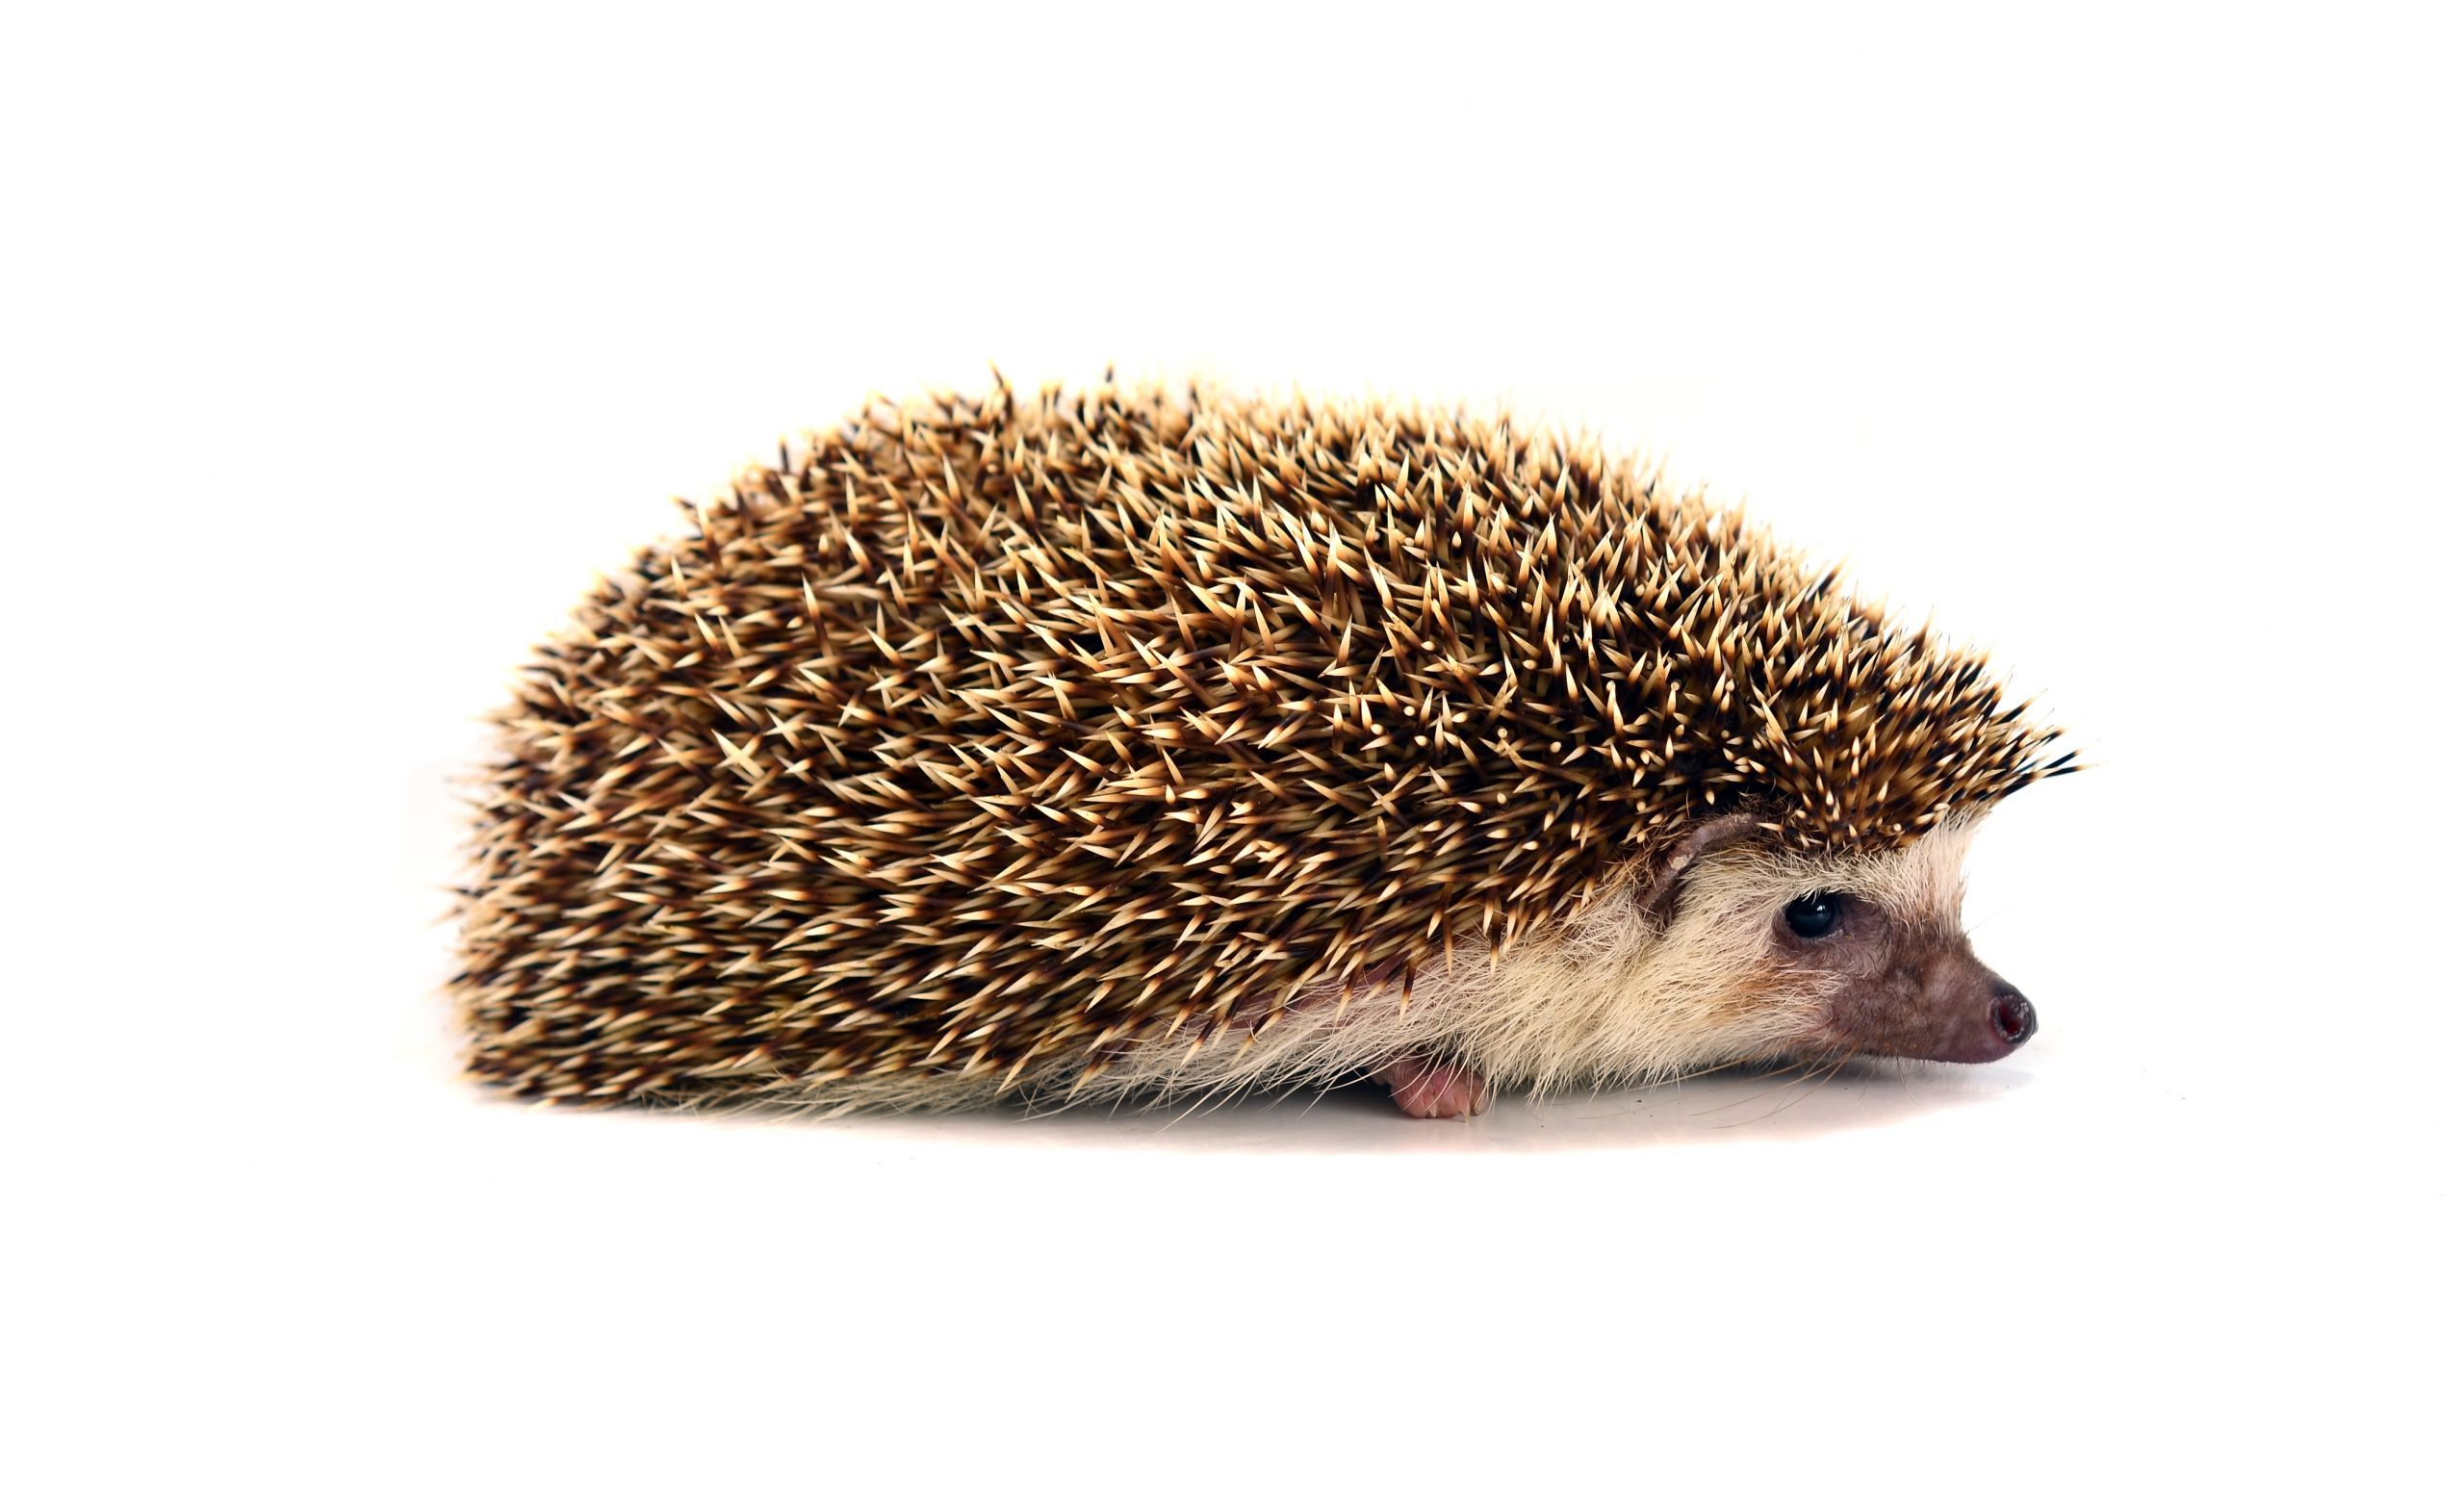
[[1371, 1054, 1491, 1119]]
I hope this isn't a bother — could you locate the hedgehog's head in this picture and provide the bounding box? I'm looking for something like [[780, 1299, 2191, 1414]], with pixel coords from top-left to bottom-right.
[[1644, 815, 2035, 1068]]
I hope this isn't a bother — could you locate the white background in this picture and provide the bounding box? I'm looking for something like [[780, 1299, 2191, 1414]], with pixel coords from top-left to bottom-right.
[[8, 4, 2458, 1485]]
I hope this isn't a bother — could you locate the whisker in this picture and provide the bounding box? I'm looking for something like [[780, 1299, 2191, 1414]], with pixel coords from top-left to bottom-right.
[[1685, 1059, 1812, 1118], [1716, 1046, 1855, 1129]]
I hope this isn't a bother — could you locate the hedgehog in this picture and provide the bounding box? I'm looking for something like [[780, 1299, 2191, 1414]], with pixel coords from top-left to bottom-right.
[[451, 375, 2071, 1119]]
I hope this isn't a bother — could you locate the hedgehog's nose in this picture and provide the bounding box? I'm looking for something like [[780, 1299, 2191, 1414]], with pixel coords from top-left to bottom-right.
[[1988, 984, 2036, 1046]]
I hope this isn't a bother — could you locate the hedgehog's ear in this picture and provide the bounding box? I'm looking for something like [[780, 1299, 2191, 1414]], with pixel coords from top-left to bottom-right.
[[1635, 814, 1773, 926]]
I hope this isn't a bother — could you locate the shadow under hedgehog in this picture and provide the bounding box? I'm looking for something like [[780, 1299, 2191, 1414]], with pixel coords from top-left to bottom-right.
[[452, 378, 2071, 1118]]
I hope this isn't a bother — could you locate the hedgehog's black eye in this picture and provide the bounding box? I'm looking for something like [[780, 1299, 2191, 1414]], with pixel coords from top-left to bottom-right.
[[1783, 892, 1841, 938]]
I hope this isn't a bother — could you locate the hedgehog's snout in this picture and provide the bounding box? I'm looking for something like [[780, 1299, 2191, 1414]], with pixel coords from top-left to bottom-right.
[[1809, 924, 2040, 1066], [1924, 964, 2037, 1065]]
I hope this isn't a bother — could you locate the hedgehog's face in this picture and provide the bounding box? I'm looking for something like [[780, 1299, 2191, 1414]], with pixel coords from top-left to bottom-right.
[[1665, 823, 2036, 1068]]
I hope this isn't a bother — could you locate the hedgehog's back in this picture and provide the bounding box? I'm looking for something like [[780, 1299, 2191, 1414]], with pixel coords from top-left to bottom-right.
[[454, 384, 1509, 1104]]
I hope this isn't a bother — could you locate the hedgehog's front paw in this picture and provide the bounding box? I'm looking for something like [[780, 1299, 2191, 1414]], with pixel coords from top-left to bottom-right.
[[1371, 1054, 1490, 1119]]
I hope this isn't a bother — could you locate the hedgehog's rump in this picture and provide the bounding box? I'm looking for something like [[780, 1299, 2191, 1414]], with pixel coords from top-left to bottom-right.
[[450, 381, 2065, 1107]]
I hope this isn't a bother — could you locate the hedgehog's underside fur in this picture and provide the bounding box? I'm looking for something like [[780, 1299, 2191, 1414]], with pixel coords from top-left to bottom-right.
[[452, 378, 2066, 1110]]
